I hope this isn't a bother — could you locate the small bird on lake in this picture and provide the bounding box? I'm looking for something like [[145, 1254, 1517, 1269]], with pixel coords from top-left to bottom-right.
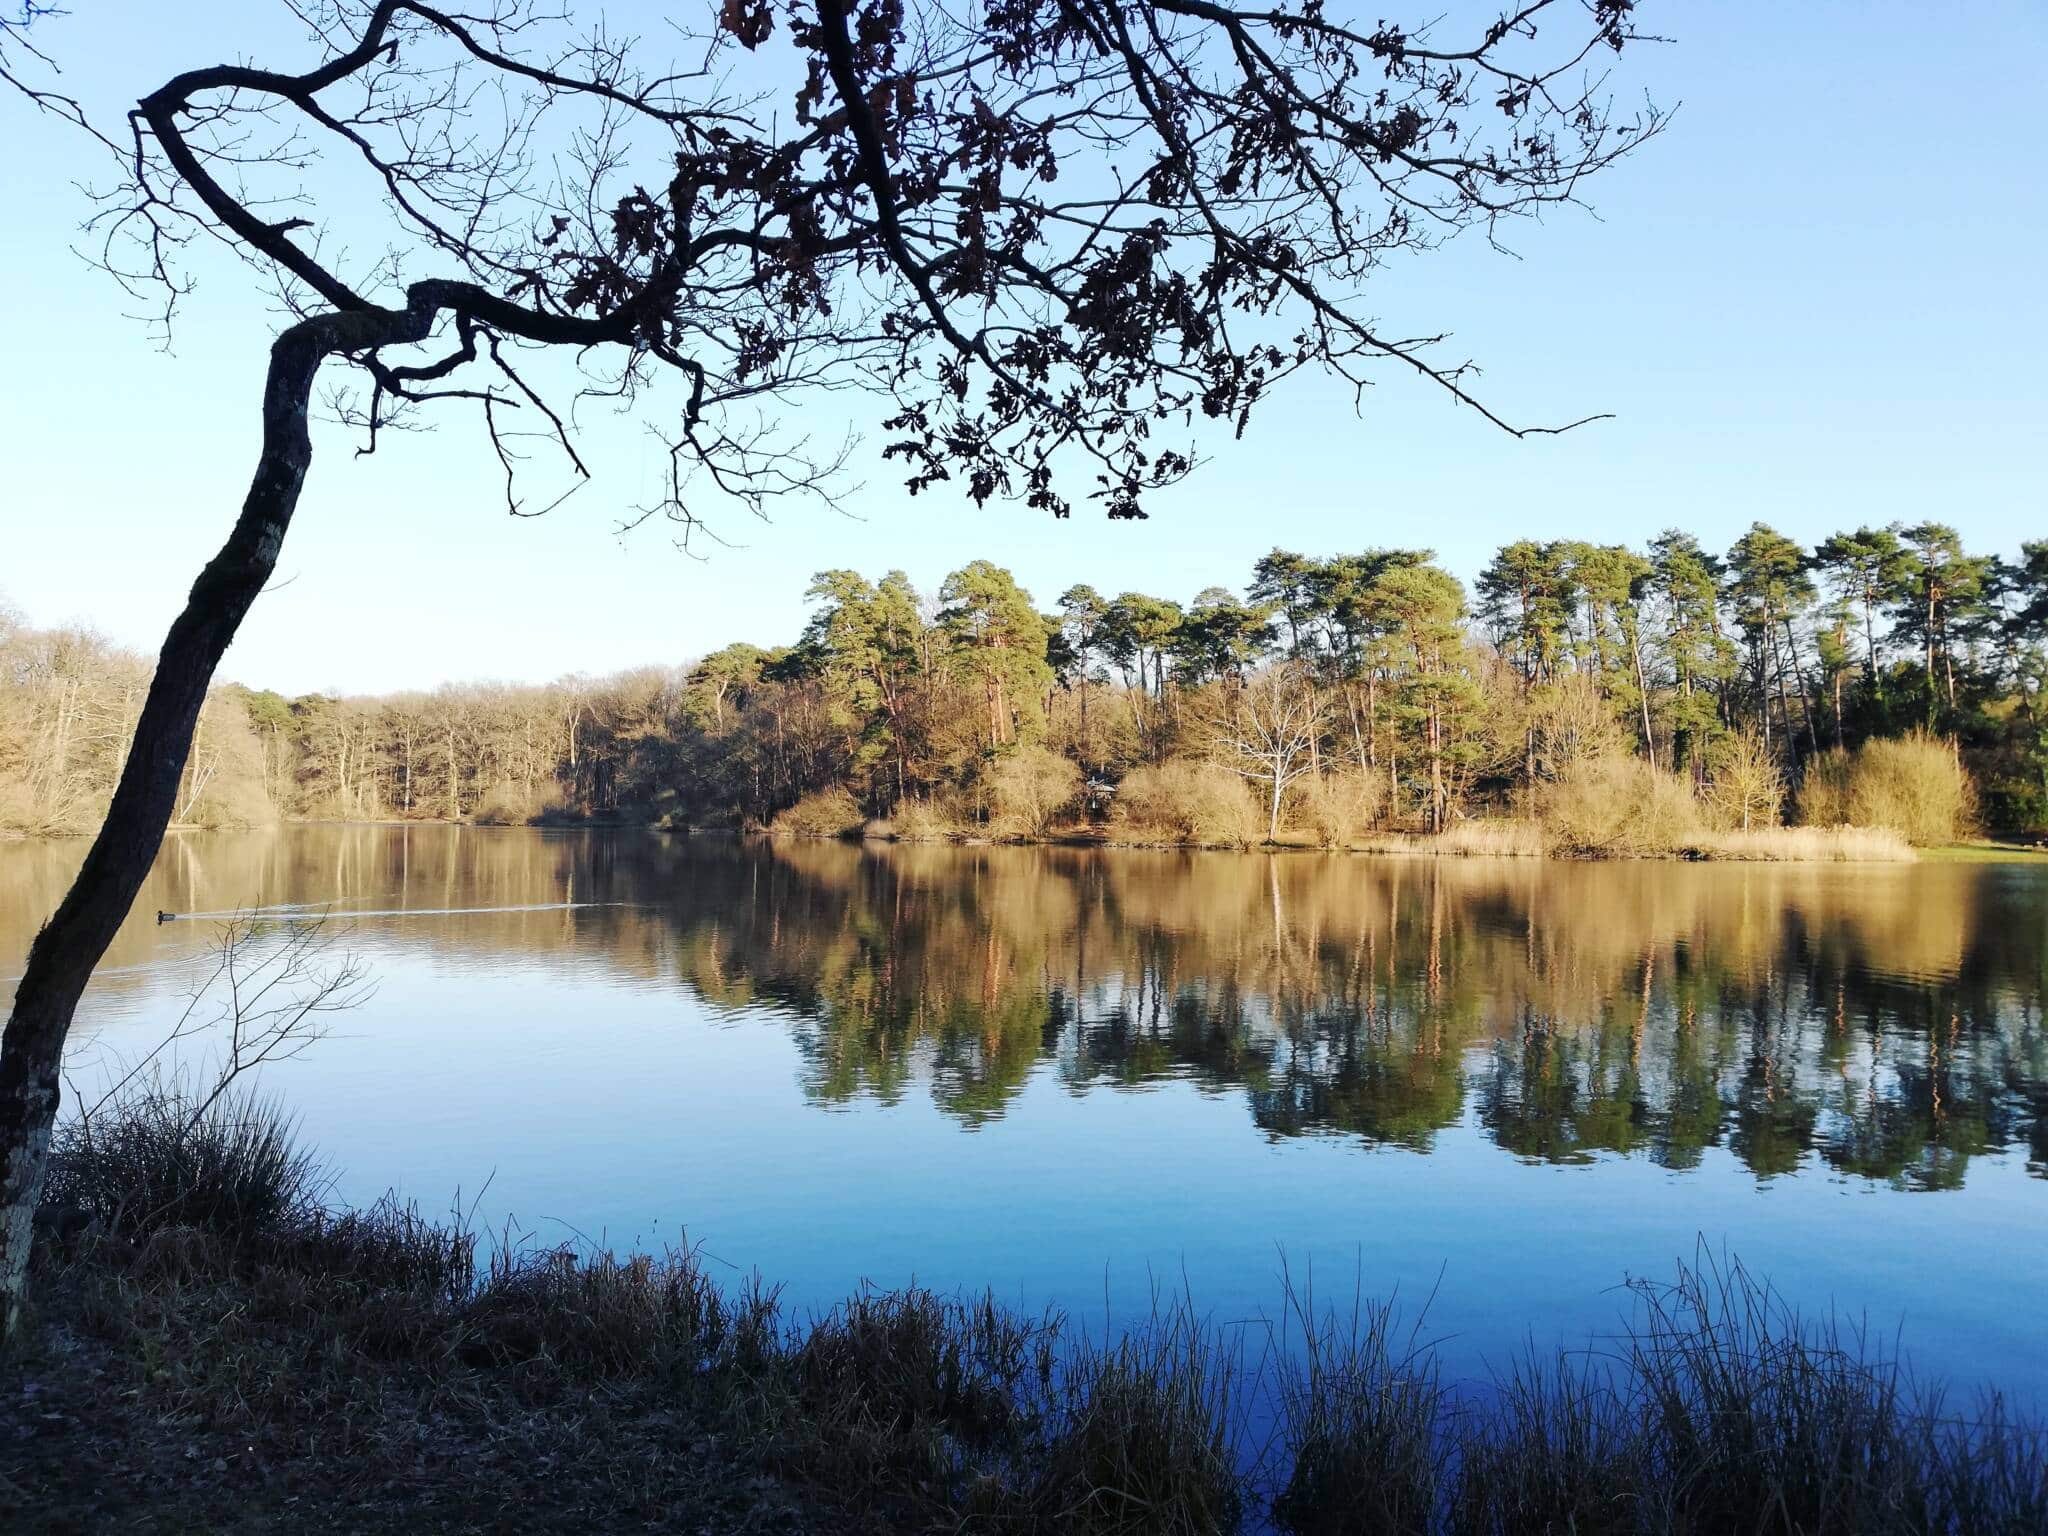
[[156, 910, 175, 923]]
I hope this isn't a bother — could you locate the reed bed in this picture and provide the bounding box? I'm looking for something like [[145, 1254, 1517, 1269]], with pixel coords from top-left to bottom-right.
[[15, 1093, 2043, 1534], [1692, 825, 1916, 862]]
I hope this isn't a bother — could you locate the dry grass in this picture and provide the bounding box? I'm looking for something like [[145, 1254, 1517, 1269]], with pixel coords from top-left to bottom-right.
[[1429, 819, 1548, 858], [1269, 1275, 1444, 1535], [893, 794, 970, 841], [1450, 1254, 2048, 1536], [1110, 760, 1263, 848], [1694, 826, 1915, 862], [1801, 732, 1975, 846], [18, 1099, 2044, 1535]]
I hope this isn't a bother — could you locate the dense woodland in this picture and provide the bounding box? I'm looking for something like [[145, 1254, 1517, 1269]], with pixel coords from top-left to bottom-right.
[[5, 522, 2045, 843]]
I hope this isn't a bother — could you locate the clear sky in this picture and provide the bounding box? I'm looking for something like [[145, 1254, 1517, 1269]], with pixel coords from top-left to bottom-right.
[[1, 0, 2042, 696]]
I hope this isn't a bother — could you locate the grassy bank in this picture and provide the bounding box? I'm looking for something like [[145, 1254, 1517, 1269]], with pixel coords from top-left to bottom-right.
[[9, 1093, 2045, 1534]]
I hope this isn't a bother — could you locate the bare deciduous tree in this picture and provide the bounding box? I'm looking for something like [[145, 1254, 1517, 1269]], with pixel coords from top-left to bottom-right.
[[1200, 662, 1328, 841], [0, 0, 1661, 1333], [66, 915, 372, 1140]]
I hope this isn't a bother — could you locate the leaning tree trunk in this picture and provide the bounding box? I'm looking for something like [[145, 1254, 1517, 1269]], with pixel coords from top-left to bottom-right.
[[0, 320, 342, 1340]]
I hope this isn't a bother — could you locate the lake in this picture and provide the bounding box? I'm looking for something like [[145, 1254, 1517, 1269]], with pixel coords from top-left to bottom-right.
[[5, 827, 2046, 1402]]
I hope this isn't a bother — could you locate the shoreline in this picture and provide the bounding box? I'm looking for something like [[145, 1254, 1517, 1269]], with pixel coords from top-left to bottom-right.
[[15, 1095, 2047, 1534], [11, 818, 2048, 863]]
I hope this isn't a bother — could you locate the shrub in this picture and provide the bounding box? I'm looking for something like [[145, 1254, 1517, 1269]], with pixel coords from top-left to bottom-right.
[[1110, 759, 1263, 848], [1536, 754, 1705, 856], [1705, 729, 1785, 833], [469, 779, 568, 825], [771, 786, 865, 839], [894, 794, 969, 841], [985, 745, 1084, 839], [1289, 769, 1387, 848], [1799, 732, 1973, 846]]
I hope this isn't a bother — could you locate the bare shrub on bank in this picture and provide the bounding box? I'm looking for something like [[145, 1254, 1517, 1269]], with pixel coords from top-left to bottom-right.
[[985, 746, 1083, 841], [1289, 770, 1389, 849], [1801, 732, 1974, 846], [1706, 729, 1786, 833], [892, 795, 969, 843], [1537, 756, 1706, 856], [771, 787, 865, 840], [1112, 761, 1264, 849]]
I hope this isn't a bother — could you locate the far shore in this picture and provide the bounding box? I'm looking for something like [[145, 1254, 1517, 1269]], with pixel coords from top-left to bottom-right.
[[10, 818, 2046, 865]]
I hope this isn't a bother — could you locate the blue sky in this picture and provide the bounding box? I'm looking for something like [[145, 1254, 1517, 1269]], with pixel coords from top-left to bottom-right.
[[1, 0, 2043, 695]]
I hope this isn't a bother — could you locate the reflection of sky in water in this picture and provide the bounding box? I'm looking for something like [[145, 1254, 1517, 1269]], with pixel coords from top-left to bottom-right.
[[6, 827, 2047, 1406]]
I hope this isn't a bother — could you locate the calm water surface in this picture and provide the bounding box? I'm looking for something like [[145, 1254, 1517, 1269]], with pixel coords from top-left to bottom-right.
[[5, 828, 2045, 1399]]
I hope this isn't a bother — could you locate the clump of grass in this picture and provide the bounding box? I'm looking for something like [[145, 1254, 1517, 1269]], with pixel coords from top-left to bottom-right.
[[1452, 1349, 1645, 1536], [791, 1288, 1054, 1505], [770, 785, 866, 838], [47, 1087, 325, 1239], [1270, 1274, 1444, 1536], [463, 1243, 732, 1379], [1801, 731, 1975, 846], [1111, 759, 1264, 848], [1018, 1307, 1245, 1535], [1449, 1254, 2048, 1536]]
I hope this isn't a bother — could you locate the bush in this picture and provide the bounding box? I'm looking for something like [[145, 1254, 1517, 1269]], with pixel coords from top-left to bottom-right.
[[985, 745, 1084, 839], [1110, 759, 1263, 848], [771, 786, 866, 839], [1288, 769, 1387, 848], [470, 779, 570, 825], [894, 794, 969, 841], [1799, 732, 1974, 846], [1705, 729, 1785, 833], [1536, 755, 1705, 856]]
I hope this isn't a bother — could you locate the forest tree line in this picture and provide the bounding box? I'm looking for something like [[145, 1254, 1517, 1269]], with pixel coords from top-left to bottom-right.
[[4, 521, 2045, 841]]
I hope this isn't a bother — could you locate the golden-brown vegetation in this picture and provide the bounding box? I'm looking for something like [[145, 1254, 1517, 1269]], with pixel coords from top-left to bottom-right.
[[1535, 755, 1710, 856], [771, 786, 865, 839], [1109, 761, 1264, 848], [1692, 826, 1915, 862], [985, 745, 1084, 840], [1800, 731, 1975, 845]]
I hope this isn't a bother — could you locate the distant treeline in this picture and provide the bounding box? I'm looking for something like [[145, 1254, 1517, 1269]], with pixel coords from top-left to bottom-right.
[[3, 522, 2044, 839]]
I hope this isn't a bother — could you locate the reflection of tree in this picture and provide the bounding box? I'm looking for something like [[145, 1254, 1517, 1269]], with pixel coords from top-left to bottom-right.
[[1250, 1010, 1465, 1152], [12, 832, 2045, 1188]]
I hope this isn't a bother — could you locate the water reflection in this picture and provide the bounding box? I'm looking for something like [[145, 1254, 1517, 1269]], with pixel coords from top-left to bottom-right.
[[6, 828, 2042, 1193]]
